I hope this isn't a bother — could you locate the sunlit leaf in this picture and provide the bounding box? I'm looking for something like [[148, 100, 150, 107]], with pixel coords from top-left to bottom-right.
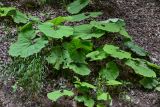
[[91, 19, 132, 39], [103, 45, 131, 59], [46, 46, 64, 70], [100, 61, 119, 80], [125, 59, 156, 77], [65, 12, 102, 22], [146, 62, 160, 70], [38, 22, 73, 38], [155, 86, 160, 91], [0, 7, 16, 16], [97, 92, 111, 101], [13, 10, 28, 23], [73, 24, 105, 39], [66, 39, 93, 63], [86, 50, 108, 61], [125, 41, 147, 56], [49, 16, 66, 25], [75, 81, 96, 89], [9, 29, 48, 57], [106, 80, 122, 86], [47, 90, 74, 101], [68, 63, 91, 75], [75, 96, 95, 107], [67, 0, 90, 14]]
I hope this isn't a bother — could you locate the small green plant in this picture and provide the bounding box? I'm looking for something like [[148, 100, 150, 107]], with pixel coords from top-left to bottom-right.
[[1, 0, 160, 106]]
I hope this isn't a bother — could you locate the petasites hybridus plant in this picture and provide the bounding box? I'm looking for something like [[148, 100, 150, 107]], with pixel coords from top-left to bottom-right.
[[1, 1, 159, 106]]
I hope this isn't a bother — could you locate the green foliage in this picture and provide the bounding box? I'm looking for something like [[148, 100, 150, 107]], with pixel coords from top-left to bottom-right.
[[8, 56, 46, 92], [75, 96, 95, 107], [103, 45, 131, 59], [47, 90, 74, 101], [0, 7, 28, 23], [125, 41, 147, 56], [46, 46, 65, 70], [2, 1, 160, 106], [9, 28, 48, 57], [86, 50, 108, 61], [68, 64, 91, 75], [91, 19, 132, 40], [100, 61, 119, 80], [67, 0, 90, 14], [75, 81, 96, 89], [73, 24, 105, 39], [139, 78, 159, 89], [65, 12, 102, 22], [0, 7, 16, 16], [125, 59, 156, 77], [38, 22, 74, 38], [106, 80, 122, 86], [97, 92, 111, 101], [155, 86, 160, 91]]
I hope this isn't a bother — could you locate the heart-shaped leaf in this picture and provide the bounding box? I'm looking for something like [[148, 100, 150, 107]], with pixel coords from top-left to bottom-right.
[[65, 12, 102, 22], [47, 90, 74, 101], [9, 29, 48, 57], [125, 41, 147, 56], [103, 45, 131, 59], [68, 63, 91, 75], [125, 59, 156, 77], [38, 22, 73, 39], [67, 0, 90, 14]]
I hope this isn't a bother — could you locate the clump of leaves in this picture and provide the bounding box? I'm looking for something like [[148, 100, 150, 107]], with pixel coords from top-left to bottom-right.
[[2, 1, 160, 106], [0, 7, 39, 24]]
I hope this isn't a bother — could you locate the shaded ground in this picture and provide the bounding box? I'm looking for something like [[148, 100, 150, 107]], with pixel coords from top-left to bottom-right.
[[0, 0, 160, 107]]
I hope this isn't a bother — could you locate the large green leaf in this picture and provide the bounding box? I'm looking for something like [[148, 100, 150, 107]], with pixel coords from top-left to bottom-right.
[[67, 0, 90, 14], [38, 22, 73, 38], [46, 46, 64, 70], [65, 12, 102, 22], [49, 16, 66, 25], [75, 81, 96, 89], [139, 78, 158, 89], [156, 86, 160, 92], [100, 61, 119, 80], [0, 7, 16, 16], [75, 96, 95, 107], [125, 59, 156, 77], [9, 29, 48, 57], [97, 92, 111, 101], [73, 24, 105, 39], [146, 61, 160, 70], [86, 50, 108, 61], [20, 22, 33, 31], [106, 80, 122, 86], [68, 63, 91, 75], [47, 90, 74, 101], [66, 39, 93, 63], [12, 10, 28, 23], [125, 41, 147, 56], [61, 47, 73, 68], [0, 7, 28, 23], [103, 45, 131, 59], [91, 19, 132, 39]]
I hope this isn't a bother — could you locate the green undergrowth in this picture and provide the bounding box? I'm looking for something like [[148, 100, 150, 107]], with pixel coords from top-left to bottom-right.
[[1, 0, 160, 106]]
